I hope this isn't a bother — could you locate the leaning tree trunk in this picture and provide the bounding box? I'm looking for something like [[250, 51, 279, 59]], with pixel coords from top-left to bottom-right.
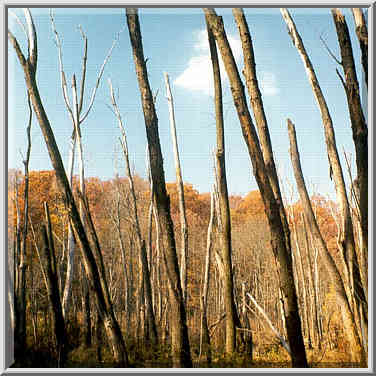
[[287, 118, 365, 364], [351, 8, 368, 88], [164, 72, 189, 304], [205, 15, 238, 356], [233, 8, 291, 248], [204, 8, 308, 367], [281, 8, 367, 351], [332, 8, 368, 303], [126, 8, 192, 367], [8, 10, 128, 366]]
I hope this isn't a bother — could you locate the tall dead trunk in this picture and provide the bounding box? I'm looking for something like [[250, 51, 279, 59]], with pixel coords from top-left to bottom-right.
[[71, 74, 92, 346], [126, 8, 192, 367], [281, 8, 367, 351], [62, 134, 76, 318], [199, 190, 215, 364], [205, 14, 237, 356], [287, 118, 365, 364], [351, 8, 368, 87], [50, 12, 117, 321], [8, 10, 128, 366], [164, 72, 189, 304], [204, 8, 307, 367], [14, 94, 32, 359], [233, 8, 291, 247], [41, 204, 66, 366], [289, 206, 310, 345], [332, 8, 368, 304]]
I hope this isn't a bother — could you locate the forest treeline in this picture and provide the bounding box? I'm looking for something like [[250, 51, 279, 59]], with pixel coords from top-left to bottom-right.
[[7, 7, 367, 368], [8, 169, 350, 366]]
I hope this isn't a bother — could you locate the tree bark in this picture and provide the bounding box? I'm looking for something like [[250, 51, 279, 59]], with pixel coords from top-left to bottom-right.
[[281, 8, 367, 352], [14, 94, 32, 359], [351, 8, 368, 87], [332, 8, 368, 304], [205, 14, 238, 357], [41, 204, 66, 366], [8, 10, 128, 366], [199, 190, 215, 364], [204, 8, 307, 367], [233, 8, 291, 248], [287, 118, 365, 364], [126, 8, 192, 367]]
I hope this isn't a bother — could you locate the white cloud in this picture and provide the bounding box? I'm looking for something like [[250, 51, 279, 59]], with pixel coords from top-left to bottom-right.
[[174, 29, 242, 96], [175, 30, 279, 97]]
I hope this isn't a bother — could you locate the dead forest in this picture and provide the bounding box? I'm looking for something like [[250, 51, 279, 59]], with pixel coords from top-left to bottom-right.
[[7, 8, 368, 368]]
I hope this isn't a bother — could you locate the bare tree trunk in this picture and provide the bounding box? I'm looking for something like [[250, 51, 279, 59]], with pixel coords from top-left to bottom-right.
[[71, 74, 93, 347], [233, 8, 291, 247], [41, 204, 67, 366], [287, 118, 365, 364], [51, 11, 118, 322], [289, 205, 310, 345], [62, 132, 76, 319], [204, 8, 307, 367], [332, 8, 368, 305], [301, 213, 322, 348], [246, 292, 291, 355], [8, 11, 128, 366], [14, 94, 32, 359], [282, 8, 367, 353], [108, 80, 158, 346], [164, 72, 189, 304], [351, 8, 368, 87], [205, 14, 238, 357], [199, 190, 215, 364], [126, 8, 192, 367]]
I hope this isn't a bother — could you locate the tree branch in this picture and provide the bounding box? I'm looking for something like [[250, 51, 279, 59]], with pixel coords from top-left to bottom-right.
[[50, 9, 74, 122], [80, 25, 125, 124], [9, 10, 28, 40], [23, 8, 37, 69], [78, 25, 88, 115], [8, 30, 27, 68], [320, 34, 342, 66]]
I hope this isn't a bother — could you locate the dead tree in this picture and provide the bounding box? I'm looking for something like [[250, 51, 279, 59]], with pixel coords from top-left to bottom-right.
[[126, 8, 192, 367], [204, 8, 308, 367], [233, 8, 291, 248], [164, 72, 189, 304], [50, 11, 119, 321], [287, 118, 365, 364], [8, 9, 128, 366], [351, 8, 368, 87], [281, 8, 367, 355], [40, 203, 67, 366], [199, 189, 215, 364], [246, 292, 291, 355], [13, 93, 32, 359], [332, 8, 368, 300], [108, 79, 158, 346], [205, 14, 239, 356]]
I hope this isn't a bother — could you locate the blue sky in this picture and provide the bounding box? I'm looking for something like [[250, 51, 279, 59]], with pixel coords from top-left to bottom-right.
[[8, 7, 366, 198]]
